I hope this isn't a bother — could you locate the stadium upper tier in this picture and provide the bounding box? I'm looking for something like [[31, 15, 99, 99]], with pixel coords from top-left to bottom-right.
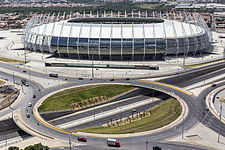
[[24, 13, 212, 61]]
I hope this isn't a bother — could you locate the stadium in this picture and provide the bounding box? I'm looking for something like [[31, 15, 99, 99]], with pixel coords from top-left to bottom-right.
[[24, 12, 212, 61]]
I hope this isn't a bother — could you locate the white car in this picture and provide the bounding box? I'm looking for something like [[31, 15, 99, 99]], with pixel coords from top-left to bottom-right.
[[28, 102, 32, 107]]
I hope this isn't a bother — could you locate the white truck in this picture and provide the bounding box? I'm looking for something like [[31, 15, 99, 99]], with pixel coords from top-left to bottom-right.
[[107, 138, 120, 147]]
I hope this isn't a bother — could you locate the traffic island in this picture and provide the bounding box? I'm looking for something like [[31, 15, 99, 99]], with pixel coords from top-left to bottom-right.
[[74, 98, 181, 134], [0, 84, 20, 111], [38, 84, 135, 113], [33, 82, 188, 138]]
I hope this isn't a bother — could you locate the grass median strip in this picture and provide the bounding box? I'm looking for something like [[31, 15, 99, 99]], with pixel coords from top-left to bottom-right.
[[38, 84, 134, 113], [0, 57, 24, 63], [74, 98, 181, 134]]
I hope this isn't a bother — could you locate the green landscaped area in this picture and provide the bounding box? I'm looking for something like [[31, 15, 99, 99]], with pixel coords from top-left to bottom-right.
[[38, 84, 134, 112], [75, 98, 181, 134], [0, 57, 24, 63]]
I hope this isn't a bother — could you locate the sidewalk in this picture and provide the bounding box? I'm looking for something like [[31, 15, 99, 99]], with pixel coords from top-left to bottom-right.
[[4, 136, 81, 150], [168, 122, 225, 150]]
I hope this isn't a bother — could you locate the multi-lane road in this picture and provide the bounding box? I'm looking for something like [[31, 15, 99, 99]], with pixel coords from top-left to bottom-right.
[[1, 61, 225, 150]]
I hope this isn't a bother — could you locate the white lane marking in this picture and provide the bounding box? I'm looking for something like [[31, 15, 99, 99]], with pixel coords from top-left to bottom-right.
[[58, 98, 160, 129]]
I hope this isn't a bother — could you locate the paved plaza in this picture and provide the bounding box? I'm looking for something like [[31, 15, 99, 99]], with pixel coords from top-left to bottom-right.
[[0, 30, 224, 79]]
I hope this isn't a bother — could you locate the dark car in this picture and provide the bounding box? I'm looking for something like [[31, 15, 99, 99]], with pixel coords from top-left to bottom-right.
[[33, 95, 36, 98], [125, 78, 130, 80], [78, 78, 83, 80], [110, 78, 114, 81], [153, 146, 162, 150], [212, 84, 217, 87], [21, 79, 29, 86], [49, 73, 58, 78], [77, 137, 87, 142]]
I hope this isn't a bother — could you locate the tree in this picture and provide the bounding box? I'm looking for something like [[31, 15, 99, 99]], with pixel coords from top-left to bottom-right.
[[24, 143, 49, 150], [8, 146, 19, 150]]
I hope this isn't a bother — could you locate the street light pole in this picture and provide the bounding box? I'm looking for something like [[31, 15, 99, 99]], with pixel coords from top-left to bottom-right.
[[12, 72, 15, 84], [28, 66, 31, 79], [145, 140, 148, 150], [94, 105, 96, 121], [182, 113, 184, 139], [91, 52, 94, 79], [69, 135, 72, 150], [183, 47, 186, 68], [217, 100, 222, 143], [24, 47, 27, 64]]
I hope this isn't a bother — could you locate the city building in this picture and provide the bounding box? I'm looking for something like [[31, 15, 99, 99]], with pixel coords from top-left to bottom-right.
[[213, 12, 225, 32]]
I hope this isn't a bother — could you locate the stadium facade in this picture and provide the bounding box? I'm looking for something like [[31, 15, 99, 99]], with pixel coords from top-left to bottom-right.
[[24, 12, 212, 61]]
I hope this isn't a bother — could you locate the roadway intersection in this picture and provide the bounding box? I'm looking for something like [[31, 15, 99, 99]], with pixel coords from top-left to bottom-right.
[[0, 61, 225, 149]]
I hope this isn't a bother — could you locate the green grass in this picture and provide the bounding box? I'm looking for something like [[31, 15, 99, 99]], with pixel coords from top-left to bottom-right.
[[185, 58, 225, 68], [0, 57, 24, 63], [38, 84, 134, 112], [75, 98, 181, 134]]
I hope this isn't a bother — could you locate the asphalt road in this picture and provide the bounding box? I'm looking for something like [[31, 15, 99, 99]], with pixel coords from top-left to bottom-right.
[[49, 89, 168, 128], [1, 61, 225, 149], [11, 78, 202, 150]]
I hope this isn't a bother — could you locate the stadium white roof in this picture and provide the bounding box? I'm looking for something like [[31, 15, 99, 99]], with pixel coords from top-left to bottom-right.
[[29, 19, 205, 39]]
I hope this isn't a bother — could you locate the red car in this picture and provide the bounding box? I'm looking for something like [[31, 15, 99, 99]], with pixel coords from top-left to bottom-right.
[[110, 78, 115, 81], [77, 137, 87, 142]]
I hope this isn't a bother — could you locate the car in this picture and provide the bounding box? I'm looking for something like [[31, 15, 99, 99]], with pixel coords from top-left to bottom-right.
[[26, 113, 30, 118], [125, 78, 130, 80], [33, 95, 36, 98], [21, 79, 29, 86], [205, 107, 209, 111], [212, 84, 217, 87], [107, 138, 120, 147], [28, 102, 32, 107], [78, 78, 83, 80], [23, 70, 27, 73], [77, 137, 87, 142], [110, 78, 114, 81], [49, 73, 58, 78], [37, 122, 41, 125], [153, 146, 162, 150], [132, 109, 137, 112]]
